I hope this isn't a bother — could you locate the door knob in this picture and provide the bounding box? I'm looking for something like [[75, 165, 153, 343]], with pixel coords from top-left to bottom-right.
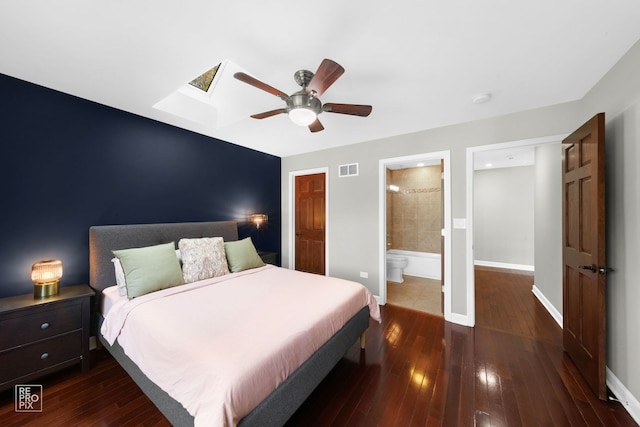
[[598, 266, 614, 275]]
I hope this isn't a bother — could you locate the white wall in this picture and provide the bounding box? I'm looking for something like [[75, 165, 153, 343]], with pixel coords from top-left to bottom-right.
[[474, 166, 535, 267]]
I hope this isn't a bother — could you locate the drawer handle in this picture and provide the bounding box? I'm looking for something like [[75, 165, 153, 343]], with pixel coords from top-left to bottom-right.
[[41, 322, 49, 329], [40, 352, 49, 360]]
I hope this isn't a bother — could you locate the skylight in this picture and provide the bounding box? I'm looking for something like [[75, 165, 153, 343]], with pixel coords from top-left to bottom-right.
[[153, 60, 260, 129], [188, 64, 220, 92]]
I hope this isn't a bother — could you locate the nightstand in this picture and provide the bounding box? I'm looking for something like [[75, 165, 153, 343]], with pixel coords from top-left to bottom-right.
[[0, 285, 94, 392], [257, 250, 277, 265]]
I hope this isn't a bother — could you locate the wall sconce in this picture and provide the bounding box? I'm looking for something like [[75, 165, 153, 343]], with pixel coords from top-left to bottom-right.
[[249, 214, 268, 229], [31, 259, 63, 298]]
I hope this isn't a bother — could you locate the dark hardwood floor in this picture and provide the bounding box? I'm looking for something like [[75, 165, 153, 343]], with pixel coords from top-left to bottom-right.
[[0, 267, 635, 426]]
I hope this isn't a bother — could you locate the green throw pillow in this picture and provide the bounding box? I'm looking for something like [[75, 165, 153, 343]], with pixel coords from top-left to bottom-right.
[[224, 237, 265, 273], [113, 242, 185, 298]]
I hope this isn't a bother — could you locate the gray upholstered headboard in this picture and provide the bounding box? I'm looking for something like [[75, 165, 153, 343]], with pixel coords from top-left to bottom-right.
[[89, 221, 238, 292]]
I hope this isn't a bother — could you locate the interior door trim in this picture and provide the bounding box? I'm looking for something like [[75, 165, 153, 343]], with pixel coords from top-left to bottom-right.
[[379, 151, 452, 320], [288, 167, 329, 275]]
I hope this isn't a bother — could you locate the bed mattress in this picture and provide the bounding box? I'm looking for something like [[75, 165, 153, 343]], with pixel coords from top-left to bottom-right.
[[101, 264, 380, 426]]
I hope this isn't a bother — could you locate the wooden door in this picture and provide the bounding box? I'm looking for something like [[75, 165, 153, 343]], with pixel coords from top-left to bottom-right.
[[295, 173, 326, 275], [562, 113, 607, 400]]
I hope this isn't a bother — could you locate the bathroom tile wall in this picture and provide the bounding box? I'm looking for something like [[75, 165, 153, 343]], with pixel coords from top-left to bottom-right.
[[387, 166, 442, 253]]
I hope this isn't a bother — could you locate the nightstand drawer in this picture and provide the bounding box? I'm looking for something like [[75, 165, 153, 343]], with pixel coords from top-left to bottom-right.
[[0, 330, 82, 384], [0, 300, 82, 350]]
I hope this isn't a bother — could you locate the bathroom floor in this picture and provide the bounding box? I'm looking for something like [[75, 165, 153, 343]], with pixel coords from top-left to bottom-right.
[[387, 275, 442, 316]]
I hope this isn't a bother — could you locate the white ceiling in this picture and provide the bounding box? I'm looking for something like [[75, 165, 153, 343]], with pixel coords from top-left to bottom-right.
[[2, 1, 640, 158]]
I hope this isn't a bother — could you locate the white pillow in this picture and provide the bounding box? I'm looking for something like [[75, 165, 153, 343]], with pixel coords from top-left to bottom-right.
[[112, 257, 128, 297]]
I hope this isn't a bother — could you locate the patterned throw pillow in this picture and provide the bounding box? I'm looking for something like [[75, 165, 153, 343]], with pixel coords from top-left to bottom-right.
[[178, 237, 230, 283]]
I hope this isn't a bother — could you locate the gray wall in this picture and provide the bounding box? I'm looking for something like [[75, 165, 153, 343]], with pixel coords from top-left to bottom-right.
[[581, 38, 640, 412], [282, 101, 582, 315], [474, 166, 535, 266], [533, 144, 563, 314], [282, 39, 640, 409]]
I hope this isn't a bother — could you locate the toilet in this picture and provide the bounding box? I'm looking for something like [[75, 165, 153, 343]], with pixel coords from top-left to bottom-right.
[[386, 254, 409, 283]]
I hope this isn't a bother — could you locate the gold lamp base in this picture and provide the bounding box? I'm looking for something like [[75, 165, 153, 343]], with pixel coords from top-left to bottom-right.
[[34, 281, 60, 298]]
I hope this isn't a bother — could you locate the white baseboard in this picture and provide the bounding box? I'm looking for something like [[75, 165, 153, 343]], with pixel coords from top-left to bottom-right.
[[531, 285, 562, 327], [474, 260, 534, 271], [607, 367, 640, 425]]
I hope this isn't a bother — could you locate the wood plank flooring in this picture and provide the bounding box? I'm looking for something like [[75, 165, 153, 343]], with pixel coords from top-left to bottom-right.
[[0, 267, 635, 426]]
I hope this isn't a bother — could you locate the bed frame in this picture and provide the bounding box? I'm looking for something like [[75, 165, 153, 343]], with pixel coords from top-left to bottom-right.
[[89, 220, 370, 427]]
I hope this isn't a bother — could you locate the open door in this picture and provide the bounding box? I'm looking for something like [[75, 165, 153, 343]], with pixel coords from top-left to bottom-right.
[[562, 113, 607, 400], [294, 173, 326, 275]]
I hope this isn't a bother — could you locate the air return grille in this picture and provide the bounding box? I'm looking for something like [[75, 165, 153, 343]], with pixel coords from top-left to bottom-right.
[[338, 163, 359, 177]]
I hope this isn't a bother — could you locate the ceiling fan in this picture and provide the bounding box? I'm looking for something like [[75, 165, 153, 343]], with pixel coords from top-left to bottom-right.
[[233, 59, 372, 133]]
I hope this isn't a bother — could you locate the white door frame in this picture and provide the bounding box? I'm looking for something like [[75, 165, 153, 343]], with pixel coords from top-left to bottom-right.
[[465, 134, 566, 326], [379, 151, 452, 320], [288, 167, 330, 275]]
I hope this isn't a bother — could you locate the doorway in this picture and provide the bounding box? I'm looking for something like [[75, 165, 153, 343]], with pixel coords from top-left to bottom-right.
[[379, 151, 452, 320], [465, 135, 566, 327]]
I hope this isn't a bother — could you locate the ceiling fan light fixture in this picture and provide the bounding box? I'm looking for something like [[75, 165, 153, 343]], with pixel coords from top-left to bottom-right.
[[234, 59, 372, 132], [289, 106, 317, 126]]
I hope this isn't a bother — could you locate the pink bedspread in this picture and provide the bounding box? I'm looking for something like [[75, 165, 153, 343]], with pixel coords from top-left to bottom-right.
[[101, 265, 380, 427]]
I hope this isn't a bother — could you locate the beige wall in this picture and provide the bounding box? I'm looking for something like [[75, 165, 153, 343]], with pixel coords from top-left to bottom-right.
[[387, 166, 442, 253]]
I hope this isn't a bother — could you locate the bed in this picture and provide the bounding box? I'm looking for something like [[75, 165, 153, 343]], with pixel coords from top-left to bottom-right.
[[89, 220, 380, 427]]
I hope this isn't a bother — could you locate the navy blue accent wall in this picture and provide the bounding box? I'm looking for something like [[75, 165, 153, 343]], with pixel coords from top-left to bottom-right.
[[0, 73, 281, 298]]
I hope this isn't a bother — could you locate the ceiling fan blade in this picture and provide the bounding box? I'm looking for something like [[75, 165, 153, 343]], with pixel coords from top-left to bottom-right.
[[307, 59, 344, 97], [308, 119, 324, 133], [250, 109, 286, 119], [234, 72, 288, 99], [323, 103, 372, 117]]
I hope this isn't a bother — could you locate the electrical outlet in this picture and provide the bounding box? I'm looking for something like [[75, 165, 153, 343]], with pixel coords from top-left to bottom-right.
[[360, 272, 369, 278]]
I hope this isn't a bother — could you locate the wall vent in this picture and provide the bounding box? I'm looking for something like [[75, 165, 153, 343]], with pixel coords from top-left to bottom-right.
[[338, 163, 359, 177]]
